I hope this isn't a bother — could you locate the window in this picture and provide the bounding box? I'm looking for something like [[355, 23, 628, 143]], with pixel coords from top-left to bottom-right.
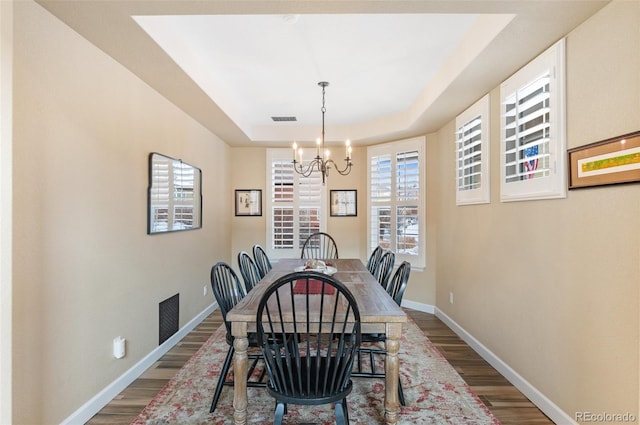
[[368, 137, 425, 268], [266, 149, 327, 259], [456, 94, 490, 205], [500, 38, 566, 201]]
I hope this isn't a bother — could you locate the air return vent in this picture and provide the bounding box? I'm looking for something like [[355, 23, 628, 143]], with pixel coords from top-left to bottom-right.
[[159, 293, 179, 345], [271, 116, 297, 122]]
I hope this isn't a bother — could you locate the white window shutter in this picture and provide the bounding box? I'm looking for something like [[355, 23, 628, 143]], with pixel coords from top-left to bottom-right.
[[456, 94, 490, 205], [500, 38, 566, 202]]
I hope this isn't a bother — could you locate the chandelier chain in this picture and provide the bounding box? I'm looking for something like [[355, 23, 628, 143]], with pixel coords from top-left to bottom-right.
[[292, 81, 353, 184]]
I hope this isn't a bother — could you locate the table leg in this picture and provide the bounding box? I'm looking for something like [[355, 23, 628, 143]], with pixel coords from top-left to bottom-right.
[[232, 326, 249, 425], [384, 322, 402, 425]]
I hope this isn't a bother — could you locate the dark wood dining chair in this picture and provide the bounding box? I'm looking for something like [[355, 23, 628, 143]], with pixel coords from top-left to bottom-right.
[[366, 245, 384, 274], [209, 262, 265, 413], [353, 260, 411, 406], [300, 232, 339, 260], [372, 249, 395, 289], [252, 244, 272, 279], [237, 250, 261, 292], [256, 271, 361, 425]]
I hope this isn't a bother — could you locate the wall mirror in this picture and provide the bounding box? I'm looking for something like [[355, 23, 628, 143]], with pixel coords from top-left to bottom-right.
[[148, 152, 202, 234]]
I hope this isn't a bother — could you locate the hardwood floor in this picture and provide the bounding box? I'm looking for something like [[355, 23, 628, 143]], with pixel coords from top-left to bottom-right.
[[85, 308, 553, 424]]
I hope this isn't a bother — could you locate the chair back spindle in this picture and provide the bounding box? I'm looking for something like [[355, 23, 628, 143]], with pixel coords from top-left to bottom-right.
[[252, 244, 272, 278], [386, 261, 411, 306], [238, 251, 261, 292]]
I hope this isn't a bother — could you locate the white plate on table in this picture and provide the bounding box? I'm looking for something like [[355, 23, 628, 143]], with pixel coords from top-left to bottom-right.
[[294, 266, 338, 276]]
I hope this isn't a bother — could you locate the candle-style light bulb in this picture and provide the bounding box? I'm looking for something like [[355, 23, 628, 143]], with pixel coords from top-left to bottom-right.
[[345, 140, 351, 159], [316, 138, 321, 157], [292, 142, 297, 161], [325, 149, 330, 159]]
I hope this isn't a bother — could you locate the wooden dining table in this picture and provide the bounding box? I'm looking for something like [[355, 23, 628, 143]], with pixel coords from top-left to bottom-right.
[[226, 258, 408, 425]]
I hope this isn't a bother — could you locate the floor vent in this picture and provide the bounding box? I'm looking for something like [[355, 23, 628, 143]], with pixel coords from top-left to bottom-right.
[[159, 293, 179, 345]]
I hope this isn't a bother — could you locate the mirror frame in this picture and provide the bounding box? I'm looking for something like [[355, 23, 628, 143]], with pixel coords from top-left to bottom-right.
[[147, 152, 202, 234]]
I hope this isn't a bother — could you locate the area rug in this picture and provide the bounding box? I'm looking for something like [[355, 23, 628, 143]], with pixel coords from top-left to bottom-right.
[[132, 317, 501, 425]]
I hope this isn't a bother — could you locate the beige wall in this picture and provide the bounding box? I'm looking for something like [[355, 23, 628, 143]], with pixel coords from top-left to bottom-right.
[[435, 1, 639, 422], [8, 0, 638, 423], [229, 143, 437, 306], [230, 146, 370, 261], [12, 2, 229, 423]]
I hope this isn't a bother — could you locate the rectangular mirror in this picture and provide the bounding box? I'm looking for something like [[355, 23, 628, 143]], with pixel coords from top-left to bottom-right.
[[148, 152, 202, 234]]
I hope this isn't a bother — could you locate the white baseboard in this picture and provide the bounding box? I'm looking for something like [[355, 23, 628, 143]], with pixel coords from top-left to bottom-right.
[[400, 299, 435, 314], [61, 303, 218, 425], [435, 307, 574, 425]]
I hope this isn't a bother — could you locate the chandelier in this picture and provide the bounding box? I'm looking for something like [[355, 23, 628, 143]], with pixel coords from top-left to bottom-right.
[[292, 81, 353, 184]]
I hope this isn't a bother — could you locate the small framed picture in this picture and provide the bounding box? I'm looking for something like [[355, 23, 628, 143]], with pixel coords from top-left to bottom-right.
[[235, 189, 262, 216], [330, 190, 357, 217]]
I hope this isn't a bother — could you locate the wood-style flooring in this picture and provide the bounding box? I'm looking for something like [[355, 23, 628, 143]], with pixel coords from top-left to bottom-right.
[[85, 308, 553, 425]]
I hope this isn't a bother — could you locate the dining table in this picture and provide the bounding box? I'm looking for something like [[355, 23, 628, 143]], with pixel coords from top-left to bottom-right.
[[226, 258, 408, 425]]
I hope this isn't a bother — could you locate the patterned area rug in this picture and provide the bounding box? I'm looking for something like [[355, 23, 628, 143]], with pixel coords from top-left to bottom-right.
[[132, 317, 501, 425]]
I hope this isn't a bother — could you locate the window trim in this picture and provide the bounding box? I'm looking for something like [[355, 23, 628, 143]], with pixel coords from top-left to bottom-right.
[[266, 148, 327, 260], [367, 136, 425, 269], [455, 94, 491, 205], [499, 38, 567, 202]]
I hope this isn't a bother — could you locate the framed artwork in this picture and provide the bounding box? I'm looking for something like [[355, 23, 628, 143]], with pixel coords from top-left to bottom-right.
[[330, 190, 357, 217], [568, 131, 640, 189], [235, 189, 262, 216]]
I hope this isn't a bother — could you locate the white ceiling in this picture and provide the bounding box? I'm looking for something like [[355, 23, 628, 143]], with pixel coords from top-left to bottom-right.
[[37, 1, 608, 147]]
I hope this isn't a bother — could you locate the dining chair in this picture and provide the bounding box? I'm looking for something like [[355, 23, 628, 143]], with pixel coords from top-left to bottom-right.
[[256, 271, 361, 425], [353, 260, 411, 406], [372, 249, 395, 289], [209, 262, 266, 413], [366, 245, 384, 274], [237, 250, 261, 292], [252, 244, 272, 279], [300, 231, 339, 260]]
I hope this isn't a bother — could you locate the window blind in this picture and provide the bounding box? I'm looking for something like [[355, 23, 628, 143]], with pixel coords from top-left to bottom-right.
[[499, 38, 566, 202], [504, 72, 551, 183], [267, 151, 325, 256], [368, 138, 424, 267], [150, 158, 170, 231], [396, 150, 419, 201], [456, 115, 483, 191], [369, 153, 392, 250]]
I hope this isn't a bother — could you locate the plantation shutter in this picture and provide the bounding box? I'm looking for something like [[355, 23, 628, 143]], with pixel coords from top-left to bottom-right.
[[369, 153, 392, 251], [150, 156, 170, 232], [500, 38, 566, 202], [267, 149, 326, 257], [396, 151, 419, 255], [367, 137, 425, 268], [456, 115, 483, 191], [298, 172, 322, 248], [503, 72, 551, 183], [173, 162, 195, 226], [271, 161, 294, 249], [396, 150, 419, 201], [455, 94, 490, 205]]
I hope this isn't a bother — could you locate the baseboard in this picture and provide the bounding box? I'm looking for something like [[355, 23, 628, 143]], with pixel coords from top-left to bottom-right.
[[435, 308, 575, 425], [61, 302, 218, 425], [400, 299, 435, 314]]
